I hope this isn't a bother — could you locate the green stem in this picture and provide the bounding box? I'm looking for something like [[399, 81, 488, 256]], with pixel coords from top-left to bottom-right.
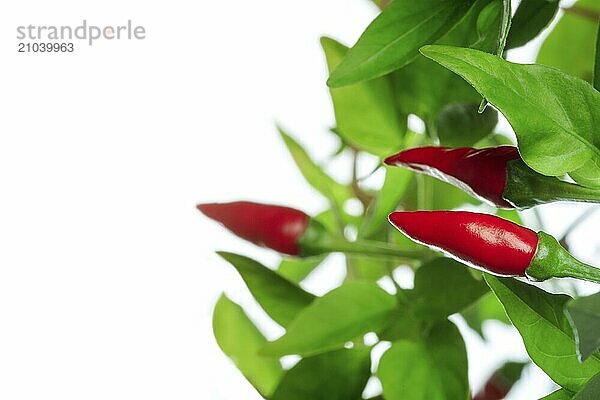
[[559, 207, 598, 247], [424, 116, 439, 146], [416, 174, 433, 211], [548, 183, 600, 203], [504, 160, 600, 208], [299, 220, 424, 261], [327, 237, 424, 260], [351, 148, 373, 209], [526, 232, 600, 283]]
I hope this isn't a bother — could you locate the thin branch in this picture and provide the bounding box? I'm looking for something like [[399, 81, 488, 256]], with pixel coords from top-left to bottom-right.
[[559, 207, 599, 250], [562, 6, 600, 22], [357, 163, 383, 183], [351, 149, 374, 209], [532, 207, 545, 231], [377, 0, 391, 10]]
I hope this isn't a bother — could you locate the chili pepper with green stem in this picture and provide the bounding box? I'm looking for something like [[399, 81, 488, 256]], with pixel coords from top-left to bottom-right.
[[388, 210, 600, 283], [384, 146, 600, 209], [197, 201, 423, 260]]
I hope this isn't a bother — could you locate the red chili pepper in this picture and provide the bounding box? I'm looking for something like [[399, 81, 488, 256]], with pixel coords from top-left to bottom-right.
[[198, 201, 422, 259], [389, 211, 536, 276], [389, 210, 600, 282], [197, 202, 309, 256], [384, 146, 600, 209], [385, 146, 517, 208]]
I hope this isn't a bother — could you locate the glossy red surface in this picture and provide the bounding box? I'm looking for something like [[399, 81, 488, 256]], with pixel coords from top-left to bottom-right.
[[384, 146, 520, 208], [389, 211, 538, 276], [197, 201, 309, 256]]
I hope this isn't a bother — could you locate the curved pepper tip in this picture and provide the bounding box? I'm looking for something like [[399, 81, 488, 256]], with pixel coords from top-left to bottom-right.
[[196, 202, 229, 222], [387, 210, 417, 230], [383, 154, 398, 166], [196, 202, 215, 213], [383, 147, 438, 169]]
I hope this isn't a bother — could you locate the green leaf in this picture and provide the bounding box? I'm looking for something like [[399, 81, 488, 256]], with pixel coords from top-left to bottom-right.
[[279, 127, 353, 207], [313, 208, 348, 234], [391, 57, 480, 118], [411, 257, 488, 320], [213, 295, 283, 397], [495, 208, 523, 225], [497, 361, 527, 385], [321, 37, 405, 156], [505, 0, 559, 49], [378, 320, 469, 400], [346, 255, 390, 282], [379, 306, 422, 342], [391, 0, 498, 118], [573, 372, 600, 400], [421, 45, 600, 188], [436, 102, 498, 147], [261, 281, 397, 356], [566, 292, 600, 361], [361, 167, 413, 238], [327, 0, 475, 87], [271, 348, 371, 400], [278, 256, 326, 284], [541, 389, 574, 400], [217, 252, 315, 327], [475, 133, 515, 147], [537, 0, 600, 84], [461, 292, 511, 338], [485, 276, 600, 392]]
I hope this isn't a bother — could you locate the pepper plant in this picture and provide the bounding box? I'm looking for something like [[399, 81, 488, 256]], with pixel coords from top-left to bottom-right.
[[200, 0, 600, 398]]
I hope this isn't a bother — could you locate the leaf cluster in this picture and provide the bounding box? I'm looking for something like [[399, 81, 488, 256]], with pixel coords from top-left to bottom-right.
[[211, 0, 600, 398]]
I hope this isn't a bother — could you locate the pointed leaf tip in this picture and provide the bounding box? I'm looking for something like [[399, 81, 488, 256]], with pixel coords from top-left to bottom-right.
[[418, 44, 435, 55], [419, 44, 452, 59]]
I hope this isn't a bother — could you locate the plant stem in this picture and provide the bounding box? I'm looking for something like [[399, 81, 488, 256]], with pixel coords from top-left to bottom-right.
[[325, 236, 425, 261], [377, 0, 391, 10], [559, 207, 598, 249], [416, 174, 433, 211], [350, 149, 373, 209], [416, 174, 426, 211], [505, 160, 600, 208], [552, 182, 600, 203], [527, 232, 600, 283], [424, 116, 439, 146], [556, 257, 600, 283], [562, 6, 600, 22], [300, 220, 425, 261], [528, 178, 600, 205]]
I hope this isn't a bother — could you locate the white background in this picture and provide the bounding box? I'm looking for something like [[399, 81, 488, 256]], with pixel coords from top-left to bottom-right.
[[1, 0, 598, 399]]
